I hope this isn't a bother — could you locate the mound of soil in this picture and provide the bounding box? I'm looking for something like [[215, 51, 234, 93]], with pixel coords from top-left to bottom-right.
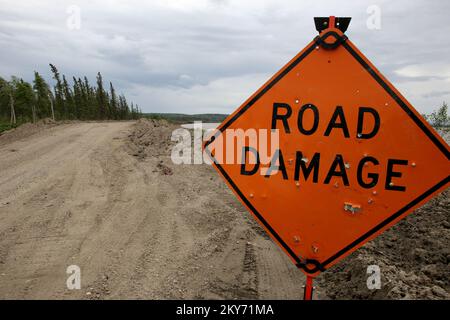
[[0, 118, 58, 146], [316, 189, 449, 300], [127, 119, 174, 160]]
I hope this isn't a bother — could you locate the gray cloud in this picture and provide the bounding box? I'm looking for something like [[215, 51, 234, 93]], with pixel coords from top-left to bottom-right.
[[0, 0, 449, 114], [422, 90, 450, 98]]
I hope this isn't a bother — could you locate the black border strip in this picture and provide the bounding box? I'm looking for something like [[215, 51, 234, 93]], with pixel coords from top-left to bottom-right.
[[205, 34, 450, 274], [321, 175, 449, 267], [342, 41, 450, 160]]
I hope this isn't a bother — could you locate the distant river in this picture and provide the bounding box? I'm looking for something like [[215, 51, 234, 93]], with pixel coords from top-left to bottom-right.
[[180, 123, 221, 130]]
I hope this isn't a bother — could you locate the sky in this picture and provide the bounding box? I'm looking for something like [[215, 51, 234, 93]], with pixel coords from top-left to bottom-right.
[[0, 0, 449, 114]]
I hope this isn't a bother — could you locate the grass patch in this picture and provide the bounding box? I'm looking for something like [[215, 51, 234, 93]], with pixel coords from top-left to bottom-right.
[[0, 120, 23, 134], [0, 122, 13, 134]]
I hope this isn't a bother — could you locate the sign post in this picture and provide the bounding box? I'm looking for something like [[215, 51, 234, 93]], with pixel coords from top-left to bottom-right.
[[204, 16, 450, 300], [303, 275, 314, 300]]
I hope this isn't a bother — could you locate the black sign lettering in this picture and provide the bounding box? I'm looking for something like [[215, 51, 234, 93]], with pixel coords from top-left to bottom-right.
[[240, 146, 260, 176], [324, 154, 349, 186], [357, 107, 380, 139], [265, 149, 288, 179], [297, 104, 319, 135], [357, 156, 380, 188], [324, 106, 350, 138], [386, 159, 408, 191], [294, 151, 320, 183], [271, 103, 292, 133]]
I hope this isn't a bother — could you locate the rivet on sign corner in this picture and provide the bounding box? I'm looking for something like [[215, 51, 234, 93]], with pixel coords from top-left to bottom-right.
[[311, 245, 319, 254], [385, 102, 389, 106], [293, 235, 300, 243], [315, 46, 319, 50], [411, 162, 417, 167], [249, 193, 254, 198]]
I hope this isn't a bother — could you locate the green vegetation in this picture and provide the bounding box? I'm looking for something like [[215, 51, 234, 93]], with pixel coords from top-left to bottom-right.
[[0, 122, 14, 133], [422, 102, 449, 130], [0, 64, 142, 133], [143, 113, 228, 124], [428, 102, 449, 128]]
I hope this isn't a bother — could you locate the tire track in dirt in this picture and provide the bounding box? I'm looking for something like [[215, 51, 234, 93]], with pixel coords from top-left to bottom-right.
[[0, 122, 134, 298]]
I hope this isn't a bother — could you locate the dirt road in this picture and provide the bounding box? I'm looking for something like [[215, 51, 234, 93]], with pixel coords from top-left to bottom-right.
[[0, 121, 305, 299]]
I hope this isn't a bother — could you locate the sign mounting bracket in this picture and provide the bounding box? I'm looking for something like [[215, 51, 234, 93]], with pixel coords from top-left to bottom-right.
[[314, 16, 351, 33]]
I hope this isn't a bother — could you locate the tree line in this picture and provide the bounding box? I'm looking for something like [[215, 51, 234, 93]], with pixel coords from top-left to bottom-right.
[[0, 64, 141, 126]]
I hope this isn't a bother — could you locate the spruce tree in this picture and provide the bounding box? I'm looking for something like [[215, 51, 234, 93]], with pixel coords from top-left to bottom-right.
[[109, 82, 118, 120], [0, 77, 16, 124], [10, 77, 35, 123], [62, 75, 74, 119], [72, 76, 83, 119], [96, 72, 107, 119], [49, 64, 65, 118], [33, 71, 52, 119]]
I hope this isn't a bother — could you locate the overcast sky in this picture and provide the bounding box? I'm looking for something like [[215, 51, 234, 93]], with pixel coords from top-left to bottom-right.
[[0, 0, 449, 114]]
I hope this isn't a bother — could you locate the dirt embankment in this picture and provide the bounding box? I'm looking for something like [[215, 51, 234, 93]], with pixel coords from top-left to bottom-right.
[[317, 190, 449, 299], [0, 118, 59, 147]]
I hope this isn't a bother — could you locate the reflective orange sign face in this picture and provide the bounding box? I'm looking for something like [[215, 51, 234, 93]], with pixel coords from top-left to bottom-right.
[[204, 27, 450, 276]]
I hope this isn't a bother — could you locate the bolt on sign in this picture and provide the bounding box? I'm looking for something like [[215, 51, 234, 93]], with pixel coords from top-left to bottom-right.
[[204, 17, 450, 277]]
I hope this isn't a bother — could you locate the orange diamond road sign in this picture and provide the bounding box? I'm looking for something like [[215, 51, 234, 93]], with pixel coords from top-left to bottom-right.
[[204, 17, 450, 277]]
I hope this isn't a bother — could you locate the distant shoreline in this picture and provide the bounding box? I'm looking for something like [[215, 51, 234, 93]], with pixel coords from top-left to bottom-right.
[[143, 113, 228, 124]]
